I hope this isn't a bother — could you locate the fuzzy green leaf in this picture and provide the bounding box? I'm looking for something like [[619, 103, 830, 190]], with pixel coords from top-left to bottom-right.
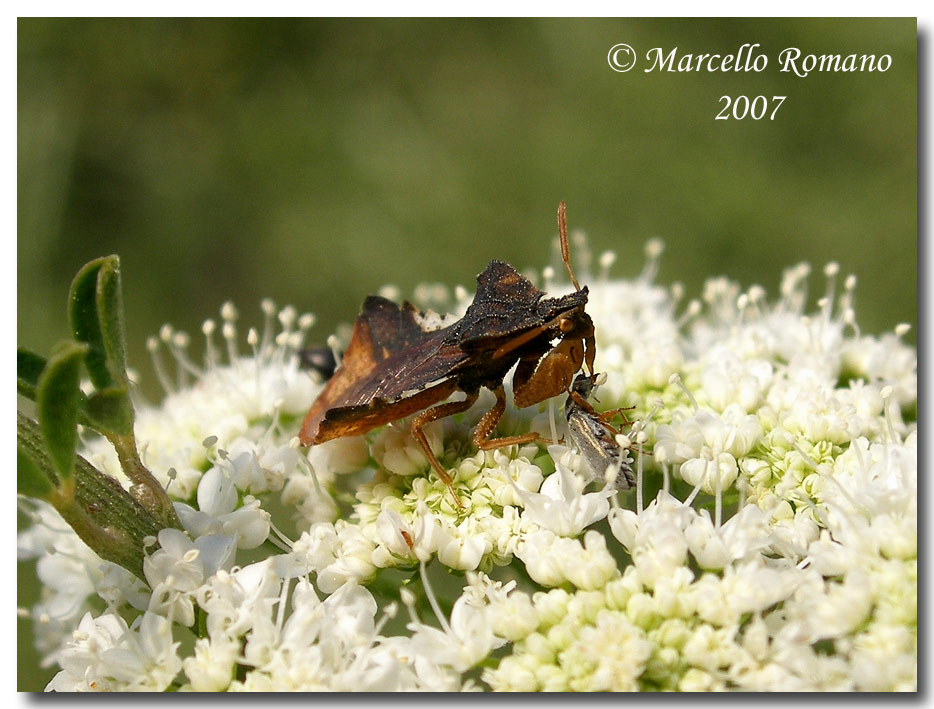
[[69, 257, 115, 389], [85, 386, 136, 436], [95, 256, 129, 382], [36, 341, 88, 480], [17, 442, 55, 500], [17, 347, 47, 401]]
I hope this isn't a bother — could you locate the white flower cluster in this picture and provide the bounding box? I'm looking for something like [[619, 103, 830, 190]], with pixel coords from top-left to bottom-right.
[[19, 245, 916, 691]]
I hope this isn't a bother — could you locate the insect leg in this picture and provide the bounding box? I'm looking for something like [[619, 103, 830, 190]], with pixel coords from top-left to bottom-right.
[[595, 405, 637, 435], [513, 338, 583, 408], [410, 392, 479, 506], [569, 389, 597, 414], [474, 385, 553, 450], [584, 331, 596, 375]]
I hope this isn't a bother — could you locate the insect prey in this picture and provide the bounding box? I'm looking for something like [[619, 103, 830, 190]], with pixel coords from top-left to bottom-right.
[[299, 202, 595, 505], [564, 372, 635, 490]]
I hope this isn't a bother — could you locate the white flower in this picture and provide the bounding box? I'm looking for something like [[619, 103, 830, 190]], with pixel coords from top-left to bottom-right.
[[373, 508, 422, 564], [196, 559, 283, 640], [849, 623, 917, 691], [651, 566, 696, 618], [559, 610, 654, 691], [783, 567, 873, 642], [608, 491, 693, 588], [46, 612, 129, 691], [434, 517, 491, 571], [485, 451, 545, 508], [842, 331, 917, 407], [294, 521, 378, 593], [144, 528, 237, 626], [47, 611, 181, 691], [182, 635, 240, 691], [684, 504, 772, 569], [176, 497, 271, 551], [371, 504, 447, 566], [518, 529, 618, 590], [22, 250, 917, 692], [407, 588, 505, 672], [280, 462, 339, 526], [655, 404, 762, 464], [679, 451, 739, 496], [371, 419, 444, 476], [704, 561, 804, 626], [306, 434, 369, 476], [220, 436, 298, 494], [681, 623, 744, 673], [769, 377, 865, 444], [516, 445, 612, 536], [699, 348, 773, 413], [18, 501, 145, 661], [488, 588, 539, 642]]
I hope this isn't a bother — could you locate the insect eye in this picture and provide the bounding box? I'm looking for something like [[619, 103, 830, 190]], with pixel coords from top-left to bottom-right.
[[558, 317, 575, 333]]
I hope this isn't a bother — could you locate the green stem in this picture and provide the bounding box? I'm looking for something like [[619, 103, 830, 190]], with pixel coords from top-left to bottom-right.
[[110, 429, 182, 530], [18, 412, 170, 581]]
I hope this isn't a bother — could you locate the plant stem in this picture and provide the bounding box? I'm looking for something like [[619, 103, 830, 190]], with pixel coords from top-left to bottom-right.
[[18, 412, 173, 581]]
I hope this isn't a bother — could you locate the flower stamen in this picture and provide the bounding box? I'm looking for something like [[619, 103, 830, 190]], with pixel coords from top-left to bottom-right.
[[640, 237, 665, 283], [880, 385, 899, 447], [635, 430, 647, 514], [420, 558, 453, 636], [259, 298, 277, 361], [598, 250, 616, 285], [669, 373, 699, 412], [146, 336, 175, 395], [168, 330, 203, 386], [268, 521, 294, 551], [541, 265, 555, 293], [221, 302, 240, 369], [201, 319, 219, 370], [822, 261, 840, 322], [676, 299, 702, 330]]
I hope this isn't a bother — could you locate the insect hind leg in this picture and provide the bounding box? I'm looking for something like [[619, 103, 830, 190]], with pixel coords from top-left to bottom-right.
[[474, 386, 555, 450], [410, 392, 479, 508]]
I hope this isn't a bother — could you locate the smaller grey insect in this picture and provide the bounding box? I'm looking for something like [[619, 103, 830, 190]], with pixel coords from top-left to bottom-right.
[[564, 373, 635, 490]]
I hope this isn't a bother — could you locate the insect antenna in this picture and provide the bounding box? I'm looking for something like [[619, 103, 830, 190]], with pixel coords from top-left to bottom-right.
[[557, 201, 582, 292]]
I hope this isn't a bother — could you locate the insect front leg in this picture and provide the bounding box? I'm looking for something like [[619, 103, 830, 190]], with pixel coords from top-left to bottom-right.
[[583, 330, 596, 376], [513, 337, 584, 409], [591, 406, 637, 436], [410, 392, 479, 508]]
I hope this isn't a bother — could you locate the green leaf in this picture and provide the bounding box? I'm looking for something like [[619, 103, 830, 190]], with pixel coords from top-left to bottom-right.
[[95, 256, 129, 382], [69, 257, 116, 389], [17, 442, 55, 500], [85, 386, 136, 436], [67, 256, 138, 436], [17, 347, 47, 401], [36, 341, 88, 480]]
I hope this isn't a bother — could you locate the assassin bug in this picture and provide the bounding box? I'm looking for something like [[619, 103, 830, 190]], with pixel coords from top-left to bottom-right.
[[299, 202, 595, 504], [564, 372, 635, 490]]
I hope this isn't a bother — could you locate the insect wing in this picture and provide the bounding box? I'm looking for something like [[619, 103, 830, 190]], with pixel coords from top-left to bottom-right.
[[300, 296, 469, 444], [566, 408, 634, 490]]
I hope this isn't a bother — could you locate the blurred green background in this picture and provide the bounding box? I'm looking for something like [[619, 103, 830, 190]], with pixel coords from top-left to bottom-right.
[[17, 18, 915, 690]]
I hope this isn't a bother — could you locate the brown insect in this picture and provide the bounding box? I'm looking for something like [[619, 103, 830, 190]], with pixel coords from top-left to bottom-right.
[[564, 373, 635, 490], [299, 202, 595, 504]]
